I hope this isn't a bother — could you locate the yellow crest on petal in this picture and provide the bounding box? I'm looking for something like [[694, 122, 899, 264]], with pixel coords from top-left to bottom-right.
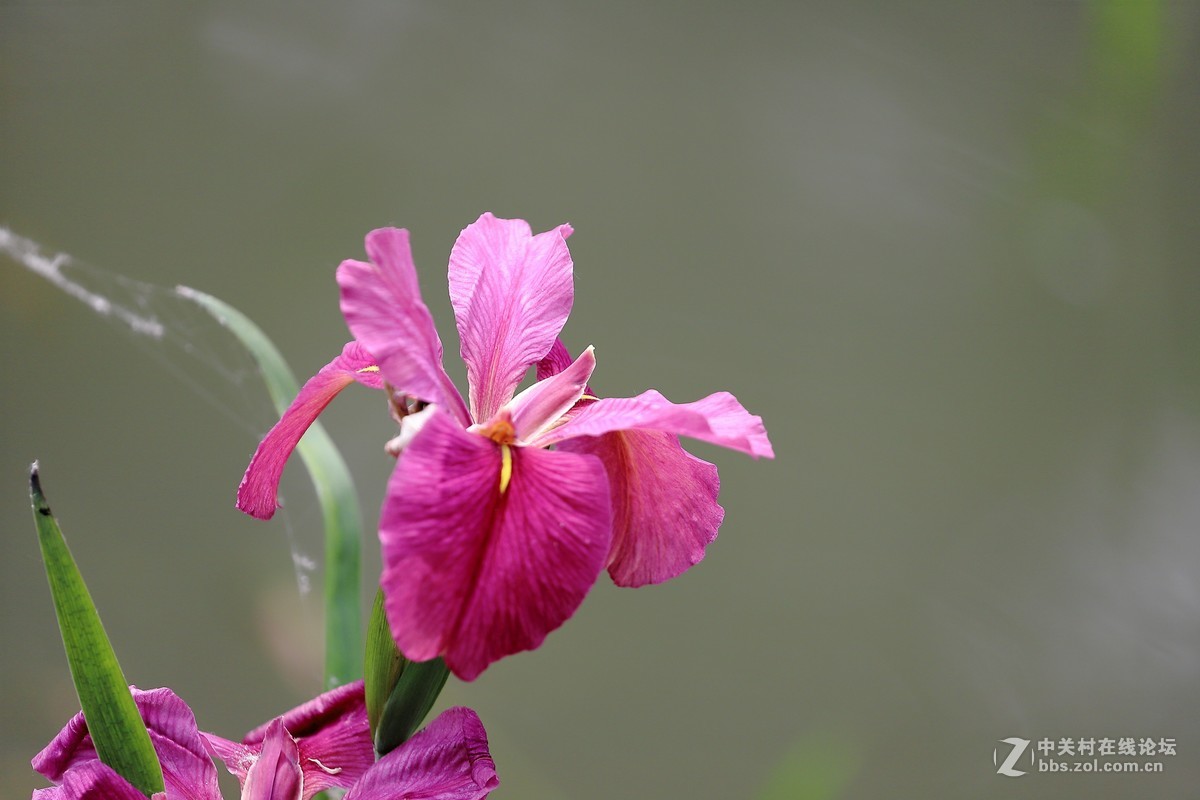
[[499, 444, 513, 495]]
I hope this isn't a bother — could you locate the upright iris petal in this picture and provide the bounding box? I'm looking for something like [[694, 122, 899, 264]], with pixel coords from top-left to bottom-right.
[[447, 213, 575, 423], [238, 720, 302, 800], [237, 213, 773, 680], [504, 346, 596, 441], [337, 227, 470, 426]]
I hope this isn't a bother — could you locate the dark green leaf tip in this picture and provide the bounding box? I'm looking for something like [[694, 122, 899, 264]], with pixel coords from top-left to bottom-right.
[[30, 461, 52, 515]]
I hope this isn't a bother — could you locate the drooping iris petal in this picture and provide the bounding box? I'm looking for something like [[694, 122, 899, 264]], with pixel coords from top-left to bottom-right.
[[338, 227, 470, 426], [532, 389, 774, 458], [203, 681, 372, 799], [33, 687, 221, 800], [448, 213, 575, 422], [344, 707, 497, 800], [380, 409, 612, 681], [535, 340, 761, 585], [505, 346, 596, 441], [236, 341, 384, 520], [560, 430, 724, 587]]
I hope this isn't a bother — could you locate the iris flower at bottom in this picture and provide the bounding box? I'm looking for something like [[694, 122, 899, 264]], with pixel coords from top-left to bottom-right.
[[202, 681, 497, 800], [237, 213, 774, 681], [31, 682, 497, 800], [32, 687, 221, 800]]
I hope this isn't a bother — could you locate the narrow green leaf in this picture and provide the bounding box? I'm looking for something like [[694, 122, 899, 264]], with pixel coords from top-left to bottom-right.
[[375, 656, 450, 756], [177, 287, 363, 689], [30, 464, 165, 797], [364, 588, 406, 738], [367, 586, 450, 755]]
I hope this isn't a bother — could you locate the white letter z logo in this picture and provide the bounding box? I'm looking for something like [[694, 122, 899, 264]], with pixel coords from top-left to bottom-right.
[[994, 738, 1030, 777]]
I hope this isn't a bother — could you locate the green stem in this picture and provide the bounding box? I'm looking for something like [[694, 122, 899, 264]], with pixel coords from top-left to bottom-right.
[[178, 287, 364, 689]]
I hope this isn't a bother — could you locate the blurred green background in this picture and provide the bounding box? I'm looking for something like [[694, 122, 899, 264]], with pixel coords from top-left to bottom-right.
[[3, 2, 1198, 797]]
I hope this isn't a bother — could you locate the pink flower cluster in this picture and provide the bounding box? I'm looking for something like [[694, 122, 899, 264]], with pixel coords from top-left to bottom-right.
[[30, 213, 772, 800], [33, 683, 497, 800]]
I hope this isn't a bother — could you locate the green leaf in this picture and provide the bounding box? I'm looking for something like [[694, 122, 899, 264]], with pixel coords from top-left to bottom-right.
[[376, 658, 451, 756], [30, 464, 165, 797], [178, 287, 363, 690], [364, 588, 405, 738], [365, 588, 450, 756]]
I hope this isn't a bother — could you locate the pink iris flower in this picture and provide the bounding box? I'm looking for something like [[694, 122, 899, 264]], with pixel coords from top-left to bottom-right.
[[203, 681, 498, 800], [33, 683, 497, 800], [238, 213, 773, 680], [32, 687, 223, 800]]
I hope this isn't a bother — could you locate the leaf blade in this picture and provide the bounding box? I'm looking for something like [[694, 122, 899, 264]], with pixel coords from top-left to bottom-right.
[[365, 587, 450, 756], [31, 464, 165, 797], [178, 286, 364, 689], [364, 588, 405, 738]]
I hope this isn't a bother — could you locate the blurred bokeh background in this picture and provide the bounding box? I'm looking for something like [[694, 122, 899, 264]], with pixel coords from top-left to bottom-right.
[[3, 2, 1198, 797]]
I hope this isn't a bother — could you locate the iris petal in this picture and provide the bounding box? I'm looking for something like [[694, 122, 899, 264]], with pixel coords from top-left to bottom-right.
[[561, 430, 724, 587], [379, 409, 612, 681], [344, 707, 497, 800], [337, 228, 470, 425], [240, 720, 302, 800], [532, 389, 774, 459], [506, 346, 596, 442], [534, 338, 574, 382], [536, 339, 769, 586], [236, 342, 383, 520], [53, 762, 150, 800], [448, 213, 574, 423], [34, 687, 222, 800], [204, 681, 372, 800]]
